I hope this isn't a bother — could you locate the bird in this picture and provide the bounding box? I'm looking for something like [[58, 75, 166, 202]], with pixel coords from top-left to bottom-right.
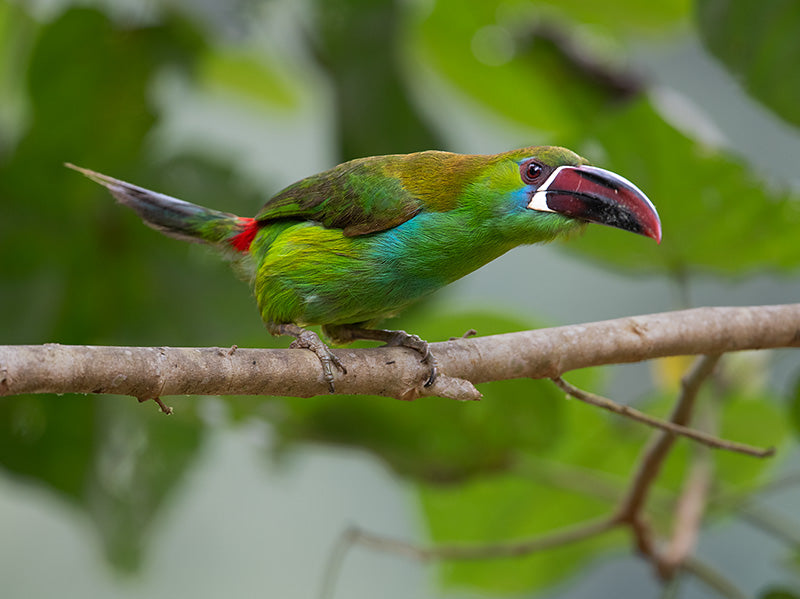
[[67, 146, 661, 392]]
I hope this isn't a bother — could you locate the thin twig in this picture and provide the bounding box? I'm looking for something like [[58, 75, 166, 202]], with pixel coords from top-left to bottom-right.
[[319, 526, 360, 599], [660, 452, 713, 577], [737, 504, 800, 548], [616, 355, 722, 523], [681, 557, 748, 599], [343, 516, 619, 563], [551, 374, 773, 458], [514, 456, 626, 504], [676, 473, 800, 550], [659, 401, 715, 578], [660, 576, 682, 599], [316, 517, 621, 598], [139, 396, 173, 415], [710, 472, 800, 512], [315, 354, 778, 598]]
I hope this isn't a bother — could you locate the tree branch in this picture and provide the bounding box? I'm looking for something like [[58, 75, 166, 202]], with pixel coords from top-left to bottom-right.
[[660, 452, 713, 578], [313, 352, 763, 599], [318, 518, 619, 599], [616, 355, 721, 523], [1, 304, 798, 401], [659, 398, 718, 579], [551, 376, 773, 457], [343, 517, 618, 562], [680, 557, 748, 599]]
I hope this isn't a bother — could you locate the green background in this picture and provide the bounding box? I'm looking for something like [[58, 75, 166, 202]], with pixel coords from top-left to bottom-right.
[[1, 0, 800, 597]]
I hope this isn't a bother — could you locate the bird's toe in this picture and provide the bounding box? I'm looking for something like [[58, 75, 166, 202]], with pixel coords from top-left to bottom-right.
[[290, 330, 346, 393]]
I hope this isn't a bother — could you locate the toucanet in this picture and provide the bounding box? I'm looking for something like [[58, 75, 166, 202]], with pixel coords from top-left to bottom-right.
[[68, 147, 661, 392]]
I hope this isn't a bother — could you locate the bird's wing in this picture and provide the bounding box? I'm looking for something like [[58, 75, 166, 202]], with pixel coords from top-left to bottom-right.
[[255, 156, 426, 237]]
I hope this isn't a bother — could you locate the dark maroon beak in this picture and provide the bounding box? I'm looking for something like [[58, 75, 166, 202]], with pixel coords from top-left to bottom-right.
[[527, 165, 662, 243]]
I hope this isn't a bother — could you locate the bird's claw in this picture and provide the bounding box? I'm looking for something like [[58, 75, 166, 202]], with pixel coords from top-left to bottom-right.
[[422, 358, 438, 388], [290, 330, 347, 393], [385, 331, 438, 388]]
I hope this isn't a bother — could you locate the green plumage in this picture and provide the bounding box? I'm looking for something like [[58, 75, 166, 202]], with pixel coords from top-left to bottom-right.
[[68, 145, 659, 391], [247, 147, 584, 327]]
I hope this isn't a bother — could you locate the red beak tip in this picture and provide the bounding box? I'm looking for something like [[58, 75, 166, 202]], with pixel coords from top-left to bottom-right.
[[653, 223, 663, 244]]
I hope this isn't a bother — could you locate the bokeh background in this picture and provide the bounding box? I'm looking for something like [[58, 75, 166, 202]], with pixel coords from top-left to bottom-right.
[[2, 0, 800, 597]]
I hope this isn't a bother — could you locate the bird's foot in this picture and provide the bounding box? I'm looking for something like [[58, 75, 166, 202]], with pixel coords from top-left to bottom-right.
[[271, 324, 346, 393], [290, 330, 347, 393], [324, 325, 437, 387], [382, 330, 438, 387]]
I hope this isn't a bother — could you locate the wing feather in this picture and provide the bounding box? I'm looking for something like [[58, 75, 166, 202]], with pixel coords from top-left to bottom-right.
[[256, 155, 425, 237]]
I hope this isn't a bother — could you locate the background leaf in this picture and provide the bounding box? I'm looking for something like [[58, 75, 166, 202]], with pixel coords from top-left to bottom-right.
[[419, 391, 644, 593], [761, 589, 800, 599], [697, 0, 800, 128], [788, 371, 800, 438], [566, 100, 800, 273], [314, 0, 443, 159], [411, 0, 687, 142], [0, 7, 210, 570]]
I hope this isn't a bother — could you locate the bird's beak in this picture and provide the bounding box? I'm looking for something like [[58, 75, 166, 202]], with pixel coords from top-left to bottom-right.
[[527, 165, 662, 243]]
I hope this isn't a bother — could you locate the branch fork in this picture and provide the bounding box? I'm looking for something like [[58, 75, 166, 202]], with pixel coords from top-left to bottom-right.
[[318, 354, 776, 599]]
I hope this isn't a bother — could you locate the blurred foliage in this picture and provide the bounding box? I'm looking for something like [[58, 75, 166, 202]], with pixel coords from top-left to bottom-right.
[[412, 0, 658, 138], [761, 590, 800, 599], [0, 0, 799, 597], [198, 44, 298, 109], [420, 374, 789, 593], [0, 393, 203, 571], [567, 100, 800, 273], [789, 372, 800, 438], [314, 0, 443, 158], [697, 0, 800, 128], [419, 391, 641, 593]]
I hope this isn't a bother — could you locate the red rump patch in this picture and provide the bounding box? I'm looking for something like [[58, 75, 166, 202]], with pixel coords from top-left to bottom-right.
[[230, 218, 259, 252]]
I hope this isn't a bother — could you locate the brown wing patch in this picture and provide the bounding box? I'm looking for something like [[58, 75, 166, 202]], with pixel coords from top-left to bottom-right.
[[254, 151, 495, 236], [256, 155, 426, 236]]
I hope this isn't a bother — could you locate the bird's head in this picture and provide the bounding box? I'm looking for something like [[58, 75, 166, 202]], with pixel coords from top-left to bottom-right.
[[476, 146, 661, 244]]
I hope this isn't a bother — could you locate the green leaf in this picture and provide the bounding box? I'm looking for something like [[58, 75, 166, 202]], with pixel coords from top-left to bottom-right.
[[419, 474, 625, 593], [418, 354, 789, 594], [199, 45, 298, 109], [0, 2, 35, 151], [411, 0, 687, 140], [714, 391, 787, 487], [412, 0, 598, 139], [650, 356, 788, 497], [565, 99, 800, 273], [0, 7, 204, 335], [417, 385, 648, 593], [789, 371, 800, 437], [760, 589, 800, 599], [533, 0, 690, 30], [697, 0, 800, 127]]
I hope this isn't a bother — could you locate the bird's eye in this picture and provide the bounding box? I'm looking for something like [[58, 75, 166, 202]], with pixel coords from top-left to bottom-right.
[[521, 160, 544, 184]]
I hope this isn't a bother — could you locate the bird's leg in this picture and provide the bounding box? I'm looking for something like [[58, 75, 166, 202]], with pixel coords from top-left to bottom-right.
[[269, 323, 346, 393], [323, 324, 438, 387]]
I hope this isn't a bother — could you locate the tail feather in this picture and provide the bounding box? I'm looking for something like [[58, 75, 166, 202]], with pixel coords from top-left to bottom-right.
[[66, 164, 259, 252]]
